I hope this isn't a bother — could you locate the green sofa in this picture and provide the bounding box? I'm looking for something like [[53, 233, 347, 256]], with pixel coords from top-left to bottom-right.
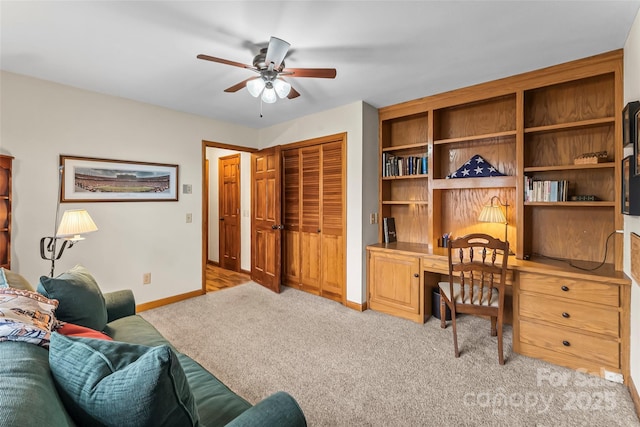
[[0, 268, 306, 427]]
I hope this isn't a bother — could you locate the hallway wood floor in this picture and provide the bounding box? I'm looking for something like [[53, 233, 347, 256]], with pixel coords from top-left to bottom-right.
[[206, 263, 251, 292]]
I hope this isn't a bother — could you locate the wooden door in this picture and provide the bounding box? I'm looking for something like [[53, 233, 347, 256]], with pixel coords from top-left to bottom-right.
[[299, 146, 321, 294], [319, 141, 344, 301], [283, 150, 300, 286], [251, 147, 282, 292], [219, 154, 240, 271]]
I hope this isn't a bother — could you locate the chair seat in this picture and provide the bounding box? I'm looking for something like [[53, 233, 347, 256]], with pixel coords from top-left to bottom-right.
[[438, 282, 499, 307]]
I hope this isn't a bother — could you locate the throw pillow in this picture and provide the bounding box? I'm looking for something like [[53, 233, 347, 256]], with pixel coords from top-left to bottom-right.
[[37, 265, 108, 331], [0, 267, 35, 291], [0, 288, 59, 348], [49, 334, 200, 427], [56, 322, 113, 341]]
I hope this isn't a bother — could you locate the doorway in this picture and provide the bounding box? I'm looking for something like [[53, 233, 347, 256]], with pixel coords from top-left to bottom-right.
[[218, 154, 240, 272], [202, 141, 256, 293]]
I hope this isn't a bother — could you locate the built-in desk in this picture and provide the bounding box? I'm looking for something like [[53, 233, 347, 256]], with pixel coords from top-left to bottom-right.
[[366, 242, 631, 381]]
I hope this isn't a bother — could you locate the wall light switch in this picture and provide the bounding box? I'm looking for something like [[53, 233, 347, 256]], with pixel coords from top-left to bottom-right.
[[183, 184, 192, 194]]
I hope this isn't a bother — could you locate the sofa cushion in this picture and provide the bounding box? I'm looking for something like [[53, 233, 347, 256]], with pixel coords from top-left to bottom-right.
[[104, 314, 174, 349], [0, 268, 35, 291], [38, 265, 108, 331], [49, 333, 200, 427], [0, 341, 75, 427], [0, 288, 59, 348]]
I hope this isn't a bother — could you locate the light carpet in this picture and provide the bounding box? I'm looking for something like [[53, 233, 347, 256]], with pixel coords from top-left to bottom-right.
[[140, 282, 639, 426]]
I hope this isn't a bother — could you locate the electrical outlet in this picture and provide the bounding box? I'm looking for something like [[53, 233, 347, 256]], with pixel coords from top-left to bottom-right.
[[186, 213, 192, 223], [370, 213, 375, 224], [143, 273, 151, 285], [603, 370, 623, 384]]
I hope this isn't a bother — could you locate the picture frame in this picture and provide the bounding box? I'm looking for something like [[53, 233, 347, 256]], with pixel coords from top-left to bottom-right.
[[60, 155, 179, 202], [623, 156, 631, 215], [622, 101, 639, 148]]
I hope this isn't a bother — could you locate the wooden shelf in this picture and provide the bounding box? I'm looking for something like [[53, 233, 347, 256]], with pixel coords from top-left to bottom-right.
[[382, 142, 428, 152], [524, 201, 615, 207], [524, 162, 615, 173], [382, 174, 428, 180], [432, 176, 516, 190], [524, 117, 614, 134], [382, 200, 428, 205], [434, 130, 517, 145]]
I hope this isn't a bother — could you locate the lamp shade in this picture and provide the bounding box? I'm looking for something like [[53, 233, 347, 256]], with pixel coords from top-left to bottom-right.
[[478, 205, 506, 224], [246, 78, 265, 97], [273, 79, 291, 98], [56, 209, 98, 241], [261, 87, 277, 104]]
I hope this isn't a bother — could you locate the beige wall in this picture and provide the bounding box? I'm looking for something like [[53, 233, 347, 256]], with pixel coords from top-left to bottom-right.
[[0, 71, 259, 303], [0, 71, 378, 306], [624, 7, 640, 392]]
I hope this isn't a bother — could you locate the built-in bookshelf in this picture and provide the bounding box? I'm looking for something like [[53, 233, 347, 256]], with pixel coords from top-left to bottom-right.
[[377, 50, 624, 269]]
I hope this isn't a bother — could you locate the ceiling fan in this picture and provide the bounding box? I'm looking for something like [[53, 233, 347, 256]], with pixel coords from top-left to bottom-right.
[[197, 36, 337, 104]]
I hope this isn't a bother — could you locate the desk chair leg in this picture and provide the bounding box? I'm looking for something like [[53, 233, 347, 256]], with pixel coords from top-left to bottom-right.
[[498, 319, 504, 365], [452, 312, 460, 358], [491, 316, 497, 337], [440, 293, 446, 329]]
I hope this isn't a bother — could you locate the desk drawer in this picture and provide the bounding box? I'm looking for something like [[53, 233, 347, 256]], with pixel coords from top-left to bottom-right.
[[519, 293, 619, 337], [519, 319, 619, 368], [519, 272, 618, 307]]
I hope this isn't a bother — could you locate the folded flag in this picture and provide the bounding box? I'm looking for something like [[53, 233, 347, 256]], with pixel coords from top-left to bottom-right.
[[446, 154, 505, 179]]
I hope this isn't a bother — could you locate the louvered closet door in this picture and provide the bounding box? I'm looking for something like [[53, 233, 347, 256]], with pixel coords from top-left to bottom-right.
[[300, 146, 322, 294], [320, 141, 344, 301], [283, 150, 300, 286]]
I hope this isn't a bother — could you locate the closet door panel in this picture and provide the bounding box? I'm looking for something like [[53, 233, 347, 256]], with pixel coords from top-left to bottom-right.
[[283, 150, 301, 287], [300, 146, 321, 292]]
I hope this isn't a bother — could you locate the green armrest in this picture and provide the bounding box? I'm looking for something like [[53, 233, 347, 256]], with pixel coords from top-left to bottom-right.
[[104, 290, 136, 323], [225, 392, 306, 427]]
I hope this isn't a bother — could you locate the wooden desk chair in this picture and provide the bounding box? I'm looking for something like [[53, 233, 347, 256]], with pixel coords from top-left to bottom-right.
[[438, 233, 509, 365]]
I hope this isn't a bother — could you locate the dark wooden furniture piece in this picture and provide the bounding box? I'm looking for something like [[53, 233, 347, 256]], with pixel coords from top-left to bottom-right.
[[0, 155, 13, 269], [438, 234, 510, 365]]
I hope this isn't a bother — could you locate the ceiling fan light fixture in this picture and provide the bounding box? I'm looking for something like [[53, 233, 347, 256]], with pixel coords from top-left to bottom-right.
[[273, 79, 291, 99], [262, 86, 277, 104], [246, 77, 265, 97]]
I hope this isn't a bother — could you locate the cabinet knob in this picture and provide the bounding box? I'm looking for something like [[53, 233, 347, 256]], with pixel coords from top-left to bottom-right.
[[562, 340, 571, 347], [562, 312, 570, 318], [413, 273, 419, 278], [561, 285, 569, 292]]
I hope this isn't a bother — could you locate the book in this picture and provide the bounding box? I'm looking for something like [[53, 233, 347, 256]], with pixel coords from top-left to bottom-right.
[[383, 217, 397, 244]]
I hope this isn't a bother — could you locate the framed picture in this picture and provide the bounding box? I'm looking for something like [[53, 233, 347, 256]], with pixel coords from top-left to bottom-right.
[[60, 155, 179, 202], [623, 156, 631, 215], [623, 101, 639, 147]]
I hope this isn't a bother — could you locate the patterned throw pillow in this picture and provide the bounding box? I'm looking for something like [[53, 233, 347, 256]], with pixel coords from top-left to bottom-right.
[[0, 288, 59, 348]]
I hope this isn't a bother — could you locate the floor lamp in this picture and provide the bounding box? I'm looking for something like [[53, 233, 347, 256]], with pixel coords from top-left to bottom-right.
[[40, 166, 98, 277], [478, 195, 513, 255]]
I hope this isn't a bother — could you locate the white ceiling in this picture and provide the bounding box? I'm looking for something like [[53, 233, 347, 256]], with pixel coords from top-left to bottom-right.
[[2, 1, 639, 129]]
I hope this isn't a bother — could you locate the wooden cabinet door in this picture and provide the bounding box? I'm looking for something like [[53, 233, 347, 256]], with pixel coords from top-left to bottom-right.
[[369, 251, 422, 322], [320, 141, 344, 301], [251, 147, 282, 293]]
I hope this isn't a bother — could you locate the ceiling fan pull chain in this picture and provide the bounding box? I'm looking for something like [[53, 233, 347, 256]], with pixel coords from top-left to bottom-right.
[[260, 97, 263, 118]]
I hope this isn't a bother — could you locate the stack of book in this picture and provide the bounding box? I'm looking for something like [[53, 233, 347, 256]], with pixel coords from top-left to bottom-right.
[[382, 154, 427, 177], [524, 177, 569, 202]]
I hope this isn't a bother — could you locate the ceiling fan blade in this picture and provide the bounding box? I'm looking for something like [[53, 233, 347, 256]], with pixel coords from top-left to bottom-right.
[[287, 86, 300, 99], [282, 68, 337, 78], [197, 54, 256, 71], [265, 36, 290, 69], [224, 77, 256, 93]]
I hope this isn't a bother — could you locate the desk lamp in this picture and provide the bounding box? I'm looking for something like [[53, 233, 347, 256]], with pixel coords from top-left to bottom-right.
[[478, 195, 512, 255]]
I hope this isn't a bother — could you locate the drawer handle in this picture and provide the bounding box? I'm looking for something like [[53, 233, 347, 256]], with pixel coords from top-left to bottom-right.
[[562, 340, 571, 347], [561, 285, 570, 292], [413, 273, 419, 278], [562, 312, 570, 318]]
